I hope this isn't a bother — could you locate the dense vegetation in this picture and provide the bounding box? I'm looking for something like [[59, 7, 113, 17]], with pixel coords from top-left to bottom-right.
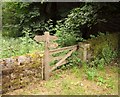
[[1, 2, 119, 95], [2, 2, 120, 38], [0, 35, 44, 59], [1, 2, 120, 61]]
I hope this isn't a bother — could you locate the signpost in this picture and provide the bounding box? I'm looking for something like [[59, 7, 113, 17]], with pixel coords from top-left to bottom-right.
[[34, 32, 58, 80], [34, 33, 58, 42]]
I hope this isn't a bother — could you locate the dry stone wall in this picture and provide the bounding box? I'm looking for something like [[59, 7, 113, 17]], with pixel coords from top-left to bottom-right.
[[0, 52, 43, 94]]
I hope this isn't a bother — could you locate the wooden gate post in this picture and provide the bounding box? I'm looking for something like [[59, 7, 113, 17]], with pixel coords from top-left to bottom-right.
[[43, 32, 50, 80], [78, 42, 90, 62], [83, 43, 90, 62], [34, 32, 58, 80]]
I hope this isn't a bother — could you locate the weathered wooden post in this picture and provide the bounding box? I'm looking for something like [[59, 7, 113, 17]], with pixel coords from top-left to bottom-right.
[[83, 43, 90, 62], [43, 32, 50, 80], [78, 42, 90, 62], [34, 31, 58, 80]]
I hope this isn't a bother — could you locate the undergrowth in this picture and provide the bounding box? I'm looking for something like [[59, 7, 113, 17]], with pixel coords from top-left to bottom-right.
[[0, 35, 44, 59], [67, 33, 118, 81]]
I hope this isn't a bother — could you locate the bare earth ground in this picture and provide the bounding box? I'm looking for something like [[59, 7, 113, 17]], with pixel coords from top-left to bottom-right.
[[3, 58, 119, 95]]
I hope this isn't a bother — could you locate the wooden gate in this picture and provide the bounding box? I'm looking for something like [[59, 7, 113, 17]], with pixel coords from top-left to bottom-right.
[[34, 32, 78, 80]]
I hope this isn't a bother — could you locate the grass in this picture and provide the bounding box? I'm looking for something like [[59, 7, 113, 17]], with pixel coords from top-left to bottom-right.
[[4, 63, 118, 95]]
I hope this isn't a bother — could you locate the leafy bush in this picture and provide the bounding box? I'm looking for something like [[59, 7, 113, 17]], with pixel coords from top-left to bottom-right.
[[86, 67, 97, 80], [55, 4, 97, 47], [0, 35, 44, 59], [2, 2, 32, 37], [2, 2, 54, 37], [64, 4, 97, 33], [55, 30, 79, 47], [97, 76, 106, 86], [102, 45, 117, 64], [67, 51, 81, 67], [97, 58, 105, 70], [66, 32, 119, 81], [88, 32, 119, 58], [88, 57, 105, 70], [87, 32, 119, 70]]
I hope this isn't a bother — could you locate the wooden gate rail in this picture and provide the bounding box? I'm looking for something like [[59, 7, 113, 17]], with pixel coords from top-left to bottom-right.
[[50, 46, 77, 72], [49, 45, 77, 54]]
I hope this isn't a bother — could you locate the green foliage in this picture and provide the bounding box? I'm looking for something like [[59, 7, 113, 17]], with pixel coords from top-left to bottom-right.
[[102, 45, 117, 64], [82, 33, 119, 81], [97, 58, 105, 70], [97, 76, 106, 86], [67, 32, 118, 81], [87, 33, 118, 70], [86, 67, 97, 80], [2, 2, 32, 37], [2, 2, 54, 37], [3, 2, 120, 39], [106, 79, 114, 89], [65, 4, 97, 31], [89, 58, 105, 70], [67, 51, 81, 67], [87, 46, 117, 72], [0, 35, 44, 59], [55, 30, 79, 47], [55, 4, 97, 46], [88, 32, 119, 58], [96, 76, 115, 89]]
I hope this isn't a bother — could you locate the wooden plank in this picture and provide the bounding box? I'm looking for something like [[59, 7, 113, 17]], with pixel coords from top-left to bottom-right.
[[48, 42, 58, 49], [50, 48, 70, 55], [34, 34, 58, 42], [34, 35, 45, 42], [49, 60, 67, 72], [41, 58, 44, 80], [49, 45, 77, 55], [50, 47, 77, 72], [49, 36, 58, 41], [60, 60, 67, 66]]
